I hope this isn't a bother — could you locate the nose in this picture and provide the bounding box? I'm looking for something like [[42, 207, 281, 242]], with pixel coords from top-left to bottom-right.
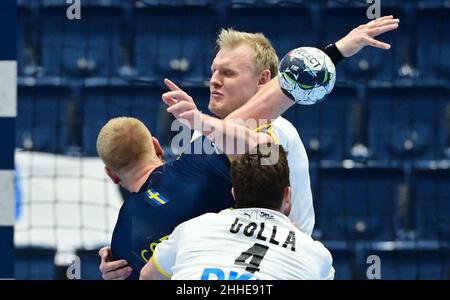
[[210, 70, 223, 89]]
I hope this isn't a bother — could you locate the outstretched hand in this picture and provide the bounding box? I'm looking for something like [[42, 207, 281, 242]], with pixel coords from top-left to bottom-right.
[[162, 78, 201, 128], [335, 15, 400, 57]]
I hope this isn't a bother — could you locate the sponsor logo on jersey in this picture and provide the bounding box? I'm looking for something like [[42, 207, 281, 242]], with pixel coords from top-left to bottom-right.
[[200, 268, 256, 280], [140, 235, 170, 263], [259, 211, 274, 219], [243, 211, 254, 219]]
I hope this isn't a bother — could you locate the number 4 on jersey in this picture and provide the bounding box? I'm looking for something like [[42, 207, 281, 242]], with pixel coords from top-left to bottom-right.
[[234, 243, 269, 274]]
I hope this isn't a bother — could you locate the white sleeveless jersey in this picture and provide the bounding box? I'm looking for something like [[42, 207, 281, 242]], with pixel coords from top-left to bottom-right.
[[153, 208, 334, 280], [270, 117, 314, 235]]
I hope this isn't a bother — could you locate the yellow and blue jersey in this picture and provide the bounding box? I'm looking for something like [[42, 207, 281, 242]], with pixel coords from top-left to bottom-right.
[[110, 137, 234, 279]]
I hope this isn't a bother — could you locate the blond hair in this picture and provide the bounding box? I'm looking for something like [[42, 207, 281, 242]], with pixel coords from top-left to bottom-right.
[[96, 117, 155, 174], [216, 28, 279, 78]]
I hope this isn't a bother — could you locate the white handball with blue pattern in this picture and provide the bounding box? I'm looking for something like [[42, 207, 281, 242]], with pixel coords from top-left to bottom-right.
[[278, 47, 336, 105]]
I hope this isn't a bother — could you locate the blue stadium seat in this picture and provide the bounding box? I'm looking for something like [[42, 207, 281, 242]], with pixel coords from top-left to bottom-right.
[[418, 0, 449, 8], [40, 6, 123, 77], [231, 0, 312, 7], [15, 247, 56, 280], [16, 84, 72, 153], [414, 169, 450, 241], [134, 5, 217, 82], [81, 85, 166, 156], [140, 0, 212, 5], [324, 242, 356, 280], [265, 0, 311, 5], [327, 0, 418, 7], [283, 86, 357, 161], [321, 6, 410, 83], [230, 0, 261, 5], [229, 4, 318, 60], [17, 0, 123, 5], [435, 86, 450, 159], [368, 86, 441, 161], [75, 249, 102, 280], [316, 167, 403, 241], [360, 242, 450, 280], [416, 8, 450, 82], [44, 0, 123, 5]]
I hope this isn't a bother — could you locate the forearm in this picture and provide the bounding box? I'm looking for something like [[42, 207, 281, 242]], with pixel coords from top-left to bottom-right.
[[226, 78, 294, 129], [196, 113, 272, 156]]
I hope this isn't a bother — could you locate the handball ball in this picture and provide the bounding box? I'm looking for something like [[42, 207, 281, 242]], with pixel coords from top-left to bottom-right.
[[278, 47, 336, 105]]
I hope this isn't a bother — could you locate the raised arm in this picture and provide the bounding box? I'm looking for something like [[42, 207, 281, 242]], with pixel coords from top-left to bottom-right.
[[227, 15, 400, 125], [162, 79, 273, 159], [165, 16, 400, 133], [225, 77, 293, 127]]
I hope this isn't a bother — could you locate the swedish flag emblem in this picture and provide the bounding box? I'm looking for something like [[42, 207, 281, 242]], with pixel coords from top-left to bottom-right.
[[145, 189, 169, 206]]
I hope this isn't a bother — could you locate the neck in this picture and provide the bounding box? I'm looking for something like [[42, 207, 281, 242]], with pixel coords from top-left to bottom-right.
[[236, 205, 285, 215], [123, 159, 163, 193]]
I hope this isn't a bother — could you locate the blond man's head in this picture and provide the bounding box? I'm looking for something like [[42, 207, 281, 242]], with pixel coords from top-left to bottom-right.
[[216, 28, 279, 78], [96, 117, 155, 175]]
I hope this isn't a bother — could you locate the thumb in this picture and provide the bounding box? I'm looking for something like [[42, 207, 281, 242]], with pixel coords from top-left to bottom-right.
[[99, 247, 111, 260]]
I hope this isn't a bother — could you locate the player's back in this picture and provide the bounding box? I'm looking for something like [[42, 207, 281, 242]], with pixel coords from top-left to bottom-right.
[[272, 116, 315, 235], [111, 146, 234, 279], [167, 208, 334, 280]]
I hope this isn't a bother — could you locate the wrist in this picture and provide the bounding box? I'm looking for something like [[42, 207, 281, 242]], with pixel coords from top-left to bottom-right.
[[193, 111, 205, 131], [324, 42, 345, 64]]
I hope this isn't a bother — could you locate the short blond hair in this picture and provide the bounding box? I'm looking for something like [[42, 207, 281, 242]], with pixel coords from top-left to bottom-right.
[[96, 117, 155, 174], [216, 28, 279, 78]]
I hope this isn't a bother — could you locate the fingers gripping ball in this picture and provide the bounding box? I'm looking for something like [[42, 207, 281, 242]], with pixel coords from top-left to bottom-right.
[[278, 47, 336, 105]]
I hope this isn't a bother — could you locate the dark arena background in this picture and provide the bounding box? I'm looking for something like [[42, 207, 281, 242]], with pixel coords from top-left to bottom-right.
[[0, 0, 449, 280]]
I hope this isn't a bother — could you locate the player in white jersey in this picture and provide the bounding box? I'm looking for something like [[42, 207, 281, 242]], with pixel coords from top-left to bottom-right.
[[175, 20, 397, 235], [140, 144, 334, 280], [211, 19, 398, 234], [163, 18, 399, 235], [100, 18, 400, 279]]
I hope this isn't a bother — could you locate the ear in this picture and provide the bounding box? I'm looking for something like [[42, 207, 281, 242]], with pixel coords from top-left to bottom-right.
[[258, 69, 272, 86], [281, 186, 292, 216], [152, 137, 165, 160], [104, 166, 121, 184], [231, 187, 236, 201]]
